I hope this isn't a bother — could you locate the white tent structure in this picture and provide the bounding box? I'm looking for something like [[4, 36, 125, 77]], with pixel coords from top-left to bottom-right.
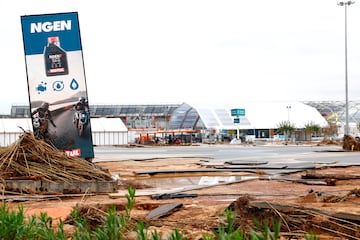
[[0, 118, 32, 146], [0, 117, 128, 147], [169, 101, 328, 130], [90, 118, 128, 146], [239, 101, 328, 129]]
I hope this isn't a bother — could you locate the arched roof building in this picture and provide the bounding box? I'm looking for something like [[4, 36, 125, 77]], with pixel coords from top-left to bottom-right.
[[168, 101, 328, 131], [7, 101, 349, 143]]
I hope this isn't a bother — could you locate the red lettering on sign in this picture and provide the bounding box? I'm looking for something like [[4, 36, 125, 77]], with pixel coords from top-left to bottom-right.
[[64, 149, 81, 157]]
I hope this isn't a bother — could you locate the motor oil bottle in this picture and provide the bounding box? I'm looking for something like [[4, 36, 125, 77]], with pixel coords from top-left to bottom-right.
[[44, 36, 69, 76]]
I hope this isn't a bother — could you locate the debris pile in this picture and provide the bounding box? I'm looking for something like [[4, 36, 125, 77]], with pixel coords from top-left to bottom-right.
[[64, 204, 107, 229], [343, 135, 360, 151], [229, 194, 360, 239], [0, 132, 112, 183]]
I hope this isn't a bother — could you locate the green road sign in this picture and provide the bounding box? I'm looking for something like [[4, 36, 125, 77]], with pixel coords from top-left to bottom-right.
[[233, 118, 240, 124]]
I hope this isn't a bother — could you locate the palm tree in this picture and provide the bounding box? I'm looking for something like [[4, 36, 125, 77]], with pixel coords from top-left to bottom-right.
[[304, 121, 320, 142], [277, 121, 295, 144]]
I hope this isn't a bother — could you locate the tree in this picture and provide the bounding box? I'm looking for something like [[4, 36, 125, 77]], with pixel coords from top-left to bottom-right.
[[277, 121, 295, 144], [304, 121, 320, 141]]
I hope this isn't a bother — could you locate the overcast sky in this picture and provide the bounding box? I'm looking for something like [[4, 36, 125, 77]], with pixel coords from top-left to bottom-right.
[[1, 0, 360, 114]]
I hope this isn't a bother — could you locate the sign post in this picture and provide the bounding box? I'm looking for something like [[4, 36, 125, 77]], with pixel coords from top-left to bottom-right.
[[231, 108, 245, 140]]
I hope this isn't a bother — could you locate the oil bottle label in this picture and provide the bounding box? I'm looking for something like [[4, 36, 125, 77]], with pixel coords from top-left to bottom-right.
[[44, 36, 69, 76]]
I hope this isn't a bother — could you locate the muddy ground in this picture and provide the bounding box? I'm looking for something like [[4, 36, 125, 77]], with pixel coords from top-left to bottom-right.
[[6, 154, 360, 239]]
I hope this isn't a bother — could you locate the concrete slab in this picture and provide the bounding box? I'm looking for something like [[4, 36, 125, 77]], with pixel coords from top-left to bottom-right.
[[5, 180, 118, 194]]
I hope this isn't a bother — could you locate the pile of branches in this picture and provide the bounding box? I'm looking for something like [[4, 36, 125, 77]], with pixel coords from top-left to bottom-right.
[[230, 195, 360, 239], [0, 132, 113, 183], [343, 134, 360, 151], [64, 204, 108, 229]]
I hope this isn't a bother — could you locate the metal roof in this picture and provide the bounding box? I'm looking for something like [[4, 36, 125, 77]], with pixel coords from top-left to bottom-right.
[[168, 101, 328, 130], [0, 118, 127, 133]]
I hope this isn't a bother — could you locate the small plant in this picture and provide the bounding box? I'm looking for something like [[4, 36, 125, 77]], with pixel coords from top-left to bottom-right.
[[168, 228, 187, 240], [125, 185, 136, 216], [249, 218, 281, 240], [137, 221, 148, 240], [206, 208, 248, 240], [0, 203, 65, 240], [72, 185, 136, 240], [35, 212, 66, 240], [150, 229, 162, 240], [304, 230, 320, 240], [92, 206, 123, 240], [70, 207, 92, 240]]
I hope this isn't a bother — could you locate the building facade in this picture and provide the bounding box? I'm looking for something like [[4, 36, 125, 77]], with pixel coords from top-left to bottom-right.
[[9, 100, 360, 144]]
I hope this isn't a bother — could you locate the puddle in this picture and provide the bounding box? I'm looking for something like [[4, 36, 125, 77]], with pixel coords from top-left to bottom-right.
[[136, 175, 257, 188]]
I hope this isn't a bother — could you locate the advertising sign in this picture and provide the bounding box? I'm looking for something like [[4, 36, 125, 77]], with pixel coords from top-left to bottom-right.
[[21, 12, 94, 159]]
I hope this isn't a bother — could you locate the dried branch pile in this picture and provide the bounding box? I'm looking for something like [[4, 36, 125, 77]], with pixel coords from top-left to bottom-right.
[[343, 135, 360, 151], [64, 204, 107, 229], [0, 132, 113, 183], [230, 195, 360, 239]]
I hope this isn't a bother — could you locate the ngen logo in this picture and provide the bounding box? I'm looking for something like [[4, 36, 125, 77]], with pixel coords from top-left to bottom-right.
[[30, 20, 71, 33]]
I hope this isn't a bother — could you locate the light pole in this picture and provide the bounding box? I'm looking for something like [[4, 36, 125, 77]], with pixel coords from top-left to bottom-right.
[[286, 105, 291, 124], [286, 106, 291, 143], [338, 1, 355, 135]]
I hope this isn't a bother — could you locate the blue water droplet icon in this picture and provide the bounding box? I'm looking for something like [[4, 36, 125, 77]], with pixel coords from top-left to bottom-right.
[[52, 81, 64, 91], [70, 79, 79, 90]]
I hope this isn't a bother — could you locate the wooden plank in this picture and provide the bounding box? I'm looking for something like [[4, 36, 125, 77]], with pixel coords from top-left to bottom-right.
[[135, 168, 255, 175], [249, 200, 360, 222], [224, 160, 269, 165], [261, 175, 328, 185], [152, 193, 198, 200], [145, 203, 183, 220], [109, 176, 259, 198], [303, 172, 360, 180], [216, 164, 288, 169], [0, 193, 96, 202], [219, 162, 316, 170]]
